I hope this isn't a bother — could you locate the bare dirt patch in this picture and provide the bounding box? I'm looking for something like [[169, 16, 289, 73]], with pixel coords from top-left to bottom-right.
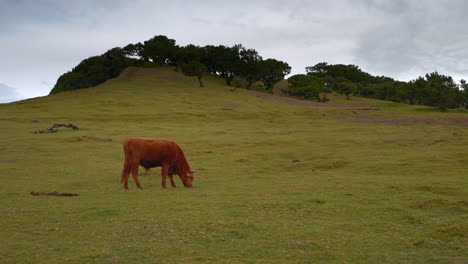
[[0, 160, 16, 163], [417, 199, 450, 209], [218, 103, 241, 109], [65, 136, 113, 143], [247, 90, 371, 108], [30, 191, 79, 197], [342, 115, 468, 126]]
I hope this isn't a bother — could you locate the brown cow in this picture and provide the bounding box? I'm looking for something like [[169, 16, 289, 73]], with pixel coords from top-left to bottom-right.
[[121, 138, 194, 189]]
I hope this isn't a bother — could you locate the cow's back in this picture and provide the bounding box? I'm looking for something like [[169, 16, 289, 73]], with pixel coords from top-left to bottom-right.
[[123, 137, 179, 163]]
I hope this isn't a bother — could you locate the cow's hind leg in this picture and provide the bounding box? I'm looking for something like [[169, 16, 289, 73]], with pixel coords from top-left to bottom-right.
[[123, 173, 130, 190], [131, 165, 143, 190], [121, 164, 131, 190]]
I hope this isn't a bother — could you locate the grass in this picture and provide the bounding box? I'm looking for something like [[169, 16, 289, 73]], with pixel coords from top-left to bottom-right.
[[0, 66, 467, 263]]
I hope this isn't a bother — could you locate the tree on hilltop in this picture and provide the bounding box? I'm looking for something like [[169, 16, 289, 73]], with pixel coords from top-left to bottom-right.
[[460, 79, 468, 108], [305, 62, 328, 77], [123, 42, 144, 57], [181, 61, 207, 87], [424, 72, 458, 111], [202, 45, 241, 86], [258, 59, 291, 92], [50, 47, 127, 94], [284, 74, 327, 102], [337, 81, 358, 99], [140, 35, 177, 65], [238, 46, 263, 89]]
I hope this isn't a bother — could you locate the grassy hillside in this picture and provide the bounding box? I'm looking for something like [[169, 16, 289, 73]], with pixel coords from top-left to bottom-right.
[[1, 67, 467, 263]]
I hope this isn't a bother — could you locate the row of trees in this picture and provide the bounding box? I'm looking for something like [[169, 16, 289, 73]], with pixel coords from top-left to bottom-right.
[[50, 35, 291, 94], [122, 35, 291, 90], [284, 62, 468, 111]]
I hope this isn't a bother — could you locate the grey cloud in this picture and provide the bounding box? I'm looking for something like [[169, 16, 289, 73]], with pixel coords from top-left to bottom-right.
[[0, 83, 23, 103], [0, 0, 129, 32], [354, 0, 468, 80]]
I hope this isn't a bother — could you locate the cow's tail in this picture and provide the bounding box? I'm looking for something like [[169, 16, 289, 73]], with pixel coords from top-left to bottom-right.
[[121, 142, 133, 185]]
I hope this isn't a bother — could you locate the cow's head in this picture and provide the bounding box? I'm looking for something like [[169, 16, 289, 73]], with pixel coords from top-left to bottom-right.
[[181, 170, 194, 187]]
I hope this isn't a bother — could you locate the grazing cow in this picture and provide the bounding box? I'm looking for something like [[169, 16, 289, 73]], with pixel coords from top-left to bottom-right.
[[121, 138, 194, 189]]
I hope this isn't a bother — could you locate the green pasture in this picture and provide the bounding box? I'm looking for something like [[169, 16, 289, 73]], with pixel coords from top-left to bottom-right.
[[0, 67, 467, 263]]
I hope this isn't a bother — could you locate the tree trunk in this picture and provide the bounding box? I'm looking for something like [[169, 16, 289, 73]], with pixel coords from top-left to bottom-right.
[[323, 93, 329, 102], [266, 85, 274, 93], [246, 79, 253, 89], [197, 76, 204, 88]]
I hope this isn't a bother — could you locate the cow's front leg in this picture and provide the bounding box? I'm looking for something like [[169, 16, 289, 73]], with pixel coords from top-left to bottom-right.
[[161, 164, 169, 188], [168, 174, 177, 188]]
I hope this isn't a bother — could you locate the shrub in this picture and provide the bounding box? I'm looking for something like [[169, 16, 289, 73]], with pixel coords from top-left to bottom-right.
[[50, 48, 128, 94]]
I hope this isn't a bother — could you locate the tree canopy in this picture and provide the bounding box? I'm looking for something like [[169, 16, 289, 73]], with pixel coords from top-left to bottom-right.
[[50, 48, 128, 95], [284, 62, 467, 110], [258, 59, 291, 92], [181, 61, 207, 88]]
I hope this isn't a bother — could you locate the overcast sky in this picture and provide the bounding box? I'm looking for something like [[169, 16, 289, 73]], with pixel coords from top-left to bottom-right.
[[1, 0, 467, 103]]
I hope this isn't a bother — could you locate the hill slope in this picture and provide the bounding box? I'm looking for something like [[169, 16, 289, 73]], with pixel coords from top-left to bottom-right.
[[1, 67, 467, 263]]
